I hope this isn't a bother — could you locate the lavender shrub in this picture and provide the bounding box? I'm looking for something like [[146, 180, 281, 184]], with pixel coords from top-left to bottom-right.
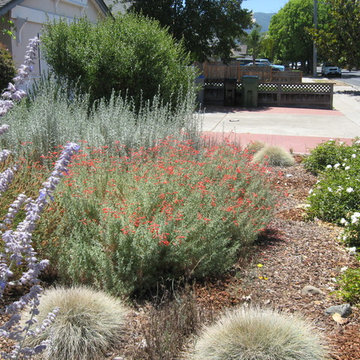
[[0, 142, 80, 359], [0, 36, 80, 359]]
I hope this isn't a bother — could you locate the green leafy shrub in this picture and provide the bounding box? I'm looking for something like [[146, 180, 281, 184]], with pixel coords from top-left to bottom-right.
[[24, 286, 128, 360], [0, 43, 16, 92], [303, 139, 358, 174], [189, 307, 327, 360], [252, 145, 295, 167], [339, 212, 360, 248], [307, 147, 360, 223], [41, 14, 196, 108], [337, 266, 360, 305], [34, 140, 278, 296]]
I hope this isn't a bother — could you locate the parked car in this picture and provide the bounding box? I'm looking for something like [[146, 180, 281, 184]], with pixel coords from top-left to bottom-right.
[[321, 64, 342, 77], [245, 59, 285, 71]]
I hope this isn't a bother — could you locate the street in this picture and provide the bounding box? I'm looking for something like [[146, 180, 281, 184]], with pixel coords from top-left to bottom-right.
[[340, 70, 360, 89]]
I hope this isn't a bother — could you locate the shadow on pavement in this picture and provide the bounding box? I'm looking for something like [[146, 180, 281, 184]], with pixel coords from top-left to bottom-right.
[[335, 90, 360, 97]]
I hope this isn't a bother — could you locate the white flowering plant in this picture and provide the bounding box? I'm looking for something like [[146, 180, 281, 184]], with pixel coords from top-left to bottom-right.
[[307, 142, 360, 223], [336, 261, 360, 305], [303, 139, 360, 175], [339, 212, 360, 248]]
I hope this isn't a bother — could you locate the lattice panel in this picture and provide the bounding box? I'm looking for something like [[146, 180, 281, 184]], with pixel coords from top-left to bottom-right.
[[258, 83, 333, 94], [204, 80, 224, 88]]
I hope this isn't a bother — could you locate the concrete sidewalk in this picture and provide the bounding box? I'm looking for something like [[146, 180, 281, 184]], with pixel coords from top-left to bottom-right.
[[201, 82, 360, 154]]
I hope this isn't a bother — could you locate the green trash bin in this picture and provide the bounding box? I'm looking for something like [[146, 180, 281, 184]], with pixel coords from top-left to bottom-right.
[[242, 75, 259, 107]]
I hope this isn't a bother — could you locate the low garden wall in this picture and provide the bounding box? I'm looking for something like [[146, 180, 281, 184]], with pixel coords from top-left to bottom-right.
[[203, 80, 334, 110], [257, 83, 334, 109]]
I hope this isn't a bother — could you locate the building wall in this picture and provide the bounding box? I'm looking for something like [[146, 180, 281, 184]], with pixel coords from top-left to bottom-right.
[[8, 0, 106, 75]]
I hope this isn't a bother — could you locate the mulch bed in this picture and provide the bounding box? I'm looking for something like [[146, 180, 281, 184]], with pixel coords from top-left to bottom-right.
[[2, 159, 359, 359], [114, 158, 360, 359], [190, 159, 360, 360]]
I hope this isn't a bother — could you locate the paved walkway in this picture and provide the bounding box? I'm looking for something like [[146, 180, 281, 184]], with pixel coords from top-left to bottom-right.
[[201, 81, 360, 154]]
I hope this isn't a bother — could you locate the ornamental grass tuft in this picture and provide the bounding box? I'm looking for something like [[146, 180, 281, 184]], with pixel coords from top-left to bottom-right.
[[23, 286, 128, 360], [245, 140, 265, 154], [252, 145, 295, 167], [189, 307, 327, 360]]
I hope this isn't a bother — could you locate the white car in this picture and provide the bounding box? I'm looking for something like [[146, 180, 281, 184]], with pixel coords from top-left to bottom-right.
[[321, 64, 342, 77]]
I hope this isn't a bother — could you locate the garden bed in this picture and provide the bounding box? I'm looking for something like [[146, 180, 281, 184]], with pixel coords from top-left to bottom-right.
[[1, 157, 359, 360], [108, 158, 360, 359]]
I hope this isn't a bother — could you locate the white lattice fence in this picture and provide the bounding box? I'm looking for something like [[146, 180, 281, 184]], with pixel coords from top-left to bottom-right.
[[258, 83, 334, 109]]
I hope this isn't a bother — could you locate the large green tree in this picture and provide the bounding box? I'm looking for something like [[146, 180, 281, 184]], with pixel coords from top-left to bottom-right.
[[311, 0, 360, 69], [268, 0, 328, 71], [120, 0, 252, 62]]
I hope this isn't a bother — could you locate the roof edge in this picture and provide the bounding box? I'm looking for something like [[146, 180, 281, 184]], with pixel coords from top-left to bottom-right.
[[95, 0, 111, 16], [0, 0, 24, 17], [0, 0, 111, 17]]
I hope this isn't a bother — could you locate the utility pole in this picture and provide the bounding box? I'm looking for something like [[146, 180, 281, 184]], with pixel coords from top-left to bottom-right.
[[313, 0, 318, 77]]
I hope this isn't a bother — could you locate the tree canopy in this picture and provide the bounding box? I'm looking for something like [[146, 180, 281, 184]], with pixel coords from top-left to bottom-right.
[[311, 0, 360, 69], [268, 0, 328, 70], [243, 24, 262, 64], [120, 0, 252, 62]]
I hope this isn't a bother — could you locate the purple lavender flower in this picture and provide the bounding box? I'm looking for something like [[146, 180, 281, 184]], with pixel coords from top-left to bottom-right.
[[0, 36, 76, 360], [0, 166, 17, 196], [0, 36, 39, 118], [0, 124, 10, 135], [0, 142, 79, 359]]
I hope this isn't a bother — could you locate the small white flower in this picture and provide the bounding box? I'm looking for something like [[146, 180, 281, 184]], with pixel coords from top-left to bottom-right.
[[334, 163, 340, 169], [342, 163, 346, 167], [340, 266, 349, 272], [308, 189, 313, 194], [346, 247, 357, 255], [346, 187, 354, 193], [340, 218, 348, 224], [345, 166, 350, 170], [352, 154, 357, 158], [328, 187, 333, 192], [350, 212, 360, 224], [326, 165, 332, 169], [339, 141, 344, 145], [355, 139, 360, 144]]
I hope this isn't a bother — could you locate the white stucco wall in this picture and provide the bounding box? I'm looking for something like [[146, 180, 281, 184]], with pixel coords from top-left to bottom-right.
[[9, 0, 107, 76]]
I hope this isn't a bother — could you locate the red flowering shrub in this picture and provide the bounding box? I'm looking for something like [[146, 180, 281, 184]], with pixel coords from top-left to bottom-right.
[[35, 138, 279, 296]]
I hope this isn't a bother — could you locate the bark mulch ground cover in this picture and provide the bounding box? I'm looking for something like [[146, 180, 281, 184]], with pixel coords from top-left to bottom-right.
[[115, 158, 360, 359]]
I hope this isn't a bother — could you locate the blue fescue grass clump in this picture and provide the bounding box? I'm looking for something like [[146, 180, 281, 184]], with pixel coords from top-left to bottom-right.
[[190, 307, 327, 360], [23, 286, 128, 360]]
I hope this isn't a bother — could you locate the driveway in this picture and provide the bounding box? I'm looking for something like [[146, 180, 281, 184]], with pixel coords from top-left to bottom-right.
[[201, 81, 360, 153]]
